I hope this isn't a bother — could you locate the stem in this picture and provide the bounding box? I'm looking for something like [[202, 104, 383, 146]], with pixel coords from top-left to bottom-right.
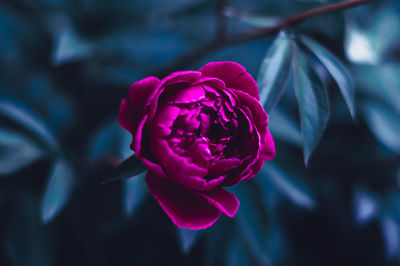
[[153, 0, 376, 76]]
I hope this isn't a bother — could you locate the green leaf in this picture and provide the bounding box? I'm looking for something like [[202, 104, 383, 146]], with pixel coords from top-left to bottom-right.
[[380, 215, 400, 259], [87, 121, 132, 160], [292, 43, 330, 165], [52, 28, 91, 65], [353, 187, 379, 225], [300, 35, 355, 119], [0, 129, 45, 176], [104, 154, 147, 184], [204, 218, 232, 266], [226, 237, 250, 266], [345, 5, 400, 65], [7, 192, 55, 266], [268, 108, 302, 147], [0, 101, 59, 151], [363, 102, 400, 153], [231, 185, 270, 265], [259, 164, 315, 210], [122, 171, 147, 216], [355, 63, 400, 114], [257, 31, 293, 113], [40, 160, 75, 223], [224, 8, 279, 28], [177, 227, 203, 253]]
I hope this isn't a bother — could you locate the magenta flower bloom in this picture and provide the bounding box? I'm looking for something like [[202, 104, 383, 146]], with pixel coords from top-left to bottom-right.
[[119, 62, 275, 229]]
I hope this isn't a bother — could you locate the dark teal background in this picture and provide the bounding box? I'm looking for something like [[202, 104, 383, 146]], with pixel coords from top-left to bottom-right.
[[1, 0, 400, 265]]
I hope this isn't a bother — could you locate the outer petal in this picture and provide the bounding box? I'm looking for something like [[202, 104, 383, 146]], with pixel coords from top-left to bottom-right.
[[192, 188, 239, 217], [199, 62, 259, 100], [118, 98, 135, 133], [223, 157, 264, 186], [152, 138, 225, 191], [260, 130, 276, 160], [147, 71, 202, 123], [126, 77, 160, 134], [146, 171, 221, 229], [231, 89, 268, 141]]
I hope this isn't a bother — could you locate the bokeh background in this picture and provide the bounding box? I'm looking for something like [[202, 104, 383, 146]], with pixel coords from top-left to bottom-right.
[[1, 0, 400, 265]]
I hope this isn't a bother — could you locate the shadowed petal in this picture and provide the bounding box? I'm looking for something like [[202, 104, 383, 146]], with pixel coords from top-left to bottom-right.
[[152, 138, 226, 191], [231, 89, 268, 141], [260, 130, 276, 160], [148, 71, 202, 122], [169, 85, 205, 104], [146, 171, 221, 229], [119, 98, 135, 133], [199, 62, 259, 100], [127, 77, 160, 133], [193, 188, 239, 217]]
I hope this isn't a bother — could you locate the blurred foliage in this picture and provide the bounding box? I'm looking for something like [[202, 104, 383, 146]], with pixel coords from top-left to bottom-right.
[[0, 0, 400, 265]]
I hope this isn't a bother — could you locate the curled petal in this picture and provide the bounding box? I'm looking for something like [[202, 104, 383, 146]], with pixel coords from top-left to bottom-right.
[[118, 98, 135, 133], [223, 157, 264, 186], [192, 188, 239, 217], [199, 62, 259, 100], [126, 77, 160, 133], [152, 138, 226, 191], [169, 85, 205, 104], [147, 71, 202, 122], [231, 89, 268, 141], [260, 130, 276, 161], [146, 171, 221, 229], [152, 105, 181, 137]]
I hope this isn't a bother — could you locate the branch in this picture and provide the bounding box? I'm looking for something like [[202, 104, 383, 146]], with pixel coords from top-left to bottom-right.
[[153, 0, 376, 76]]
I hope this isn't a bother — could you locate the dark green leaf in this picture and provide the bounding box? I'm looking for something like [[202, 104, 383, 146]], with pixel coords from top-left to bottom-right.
[[0, 101, 59, 151], [7, 192, 55, 266], [231, 185, 270, 265], [224, 8, 279, 28], [300, 35, 355, 119], [268, 108, 302, 147], [177, 227, 203, 253], [353, 187, 379, 225], [122, 171, 147, 216], [88, 121, 132, 159], [204, 218, 232, 266], [104, 154, 147, 184], [259, 164, 315, 210], [380, 215, 400, 259], [226, 237, 250, 266], [355, 63, 400, 114], [292, 43, 330, 165], [345, 5, 400, 65], [52, 28, 91, 66], [363, 102, 400, 153], [257, 31, 293, 113], [0, 129, 45, 176], [345, 25, 378, 65], [40, 160, 75, 223]]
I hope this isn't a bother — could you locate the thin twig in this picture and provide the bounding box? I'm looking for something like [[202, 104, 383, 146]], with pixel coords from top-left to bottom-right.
[[153, 0, 376, 77]]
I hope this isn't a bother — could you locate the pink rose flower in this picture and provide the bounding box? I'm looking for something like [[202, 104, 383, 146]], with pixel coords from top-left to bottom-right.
[[119, 62, 275, 229]]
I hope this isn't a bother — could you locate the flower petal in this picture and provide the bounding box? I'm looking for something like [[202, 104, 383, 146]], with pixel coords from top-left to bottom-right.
[[231, 89, 268, 141], [146, 171, 221, 229], [199, 62, 259, 100], [152, 138, 226, 191], [169, 85, 205, 104], [147, 71, 202, 123], [127, 77, 160, 133], [118, 98, 135, 133], [192, 188, 239, 217], [260, 130, 276, 160]]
